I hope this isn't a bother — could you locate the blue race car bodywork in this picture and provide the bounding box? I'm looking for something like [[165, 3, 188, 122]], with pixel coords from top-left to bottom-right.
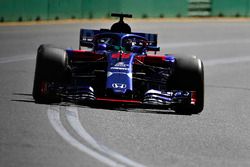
[[33, 13, 204, 114]]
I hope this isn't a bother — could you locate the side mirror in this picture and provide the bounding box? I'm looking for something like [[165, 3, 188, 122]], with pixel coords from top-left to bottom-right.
[[147, 46, 160, 52], [131, 46, 144, 53], [80, 41, 94, 48]]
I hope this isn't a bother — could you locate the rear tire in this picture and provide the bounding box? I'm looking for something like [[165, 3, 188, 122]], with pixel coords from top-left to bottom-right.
[[32, 44, 68, 103], [169, 55, 204, 114]]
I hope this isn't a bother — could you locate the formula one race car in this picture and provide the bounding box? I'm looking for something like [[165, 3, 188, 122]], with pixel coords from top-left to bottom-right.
[[33, 13, 204, 114]]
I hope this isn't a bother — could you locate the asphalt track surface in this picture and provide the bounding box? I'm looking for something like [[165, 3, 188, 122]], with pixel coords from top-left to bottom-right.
[[1, 20, 250, 167]]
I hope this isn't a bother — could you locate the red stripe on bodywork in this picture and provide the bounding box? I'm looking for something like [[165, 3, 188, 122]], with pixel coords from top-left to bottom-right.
[[112, 53, 131, 59], [96, 98, 141, 104], [71, 50, 87, 53], [69, 50, 105, 61], [135, 55, 166, 64]]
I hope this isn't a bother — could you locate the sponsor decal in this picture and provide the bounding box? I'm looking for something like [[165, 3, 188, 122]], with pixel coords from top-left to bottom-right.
[[110, 67, 129, 71], [114, 62, 129, 67], [112, 83, 127, 89], [110, 62, 129, 71]]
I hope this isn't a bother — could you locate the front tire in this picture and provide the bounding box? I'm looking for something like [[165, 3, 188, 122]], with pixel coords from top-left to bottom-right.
[[32, 44, 68, 103], [169, 55, 204, 114]]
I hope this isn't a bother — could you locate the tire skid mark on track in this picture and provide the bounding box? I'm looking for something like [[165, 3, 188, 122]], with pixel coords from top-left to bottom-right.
[[47, 106, 125, 167], [1, 38, 250, 65], [204, 56, 250, 67], [1, 39, 250, 65], [0, 55, 34, 64], [161, 39, 250, 49], [65, 106, 146, 167], [1, 53, 250, 69]]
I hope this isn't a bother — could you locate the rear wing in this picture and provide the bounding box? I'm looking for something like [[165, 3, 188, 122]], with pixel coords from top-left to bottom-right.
[[79, 29, 158, 49]]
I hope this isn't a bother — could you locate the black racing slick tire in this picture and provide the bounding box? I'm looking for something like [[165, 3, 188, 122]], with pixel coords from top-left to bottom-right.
[[169, 55, 204, 114], [32, 44, 68, 103]]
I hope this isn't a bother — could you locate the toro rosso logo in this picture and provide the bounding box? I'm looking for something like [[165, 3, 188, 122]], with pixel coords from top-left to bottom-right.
[[112, 83, 127, 89]]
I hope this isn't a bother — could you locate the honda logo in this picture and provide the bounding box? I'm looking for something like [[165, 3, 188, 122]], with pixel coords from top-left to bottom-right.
[[112, 83, 127, 89]]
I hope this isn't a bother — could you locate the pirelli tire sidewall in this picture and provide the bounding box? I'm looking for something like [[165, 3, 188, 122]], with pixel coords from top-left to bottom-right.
[[169, 55, 204, 114], [32, 44, 68, 103]]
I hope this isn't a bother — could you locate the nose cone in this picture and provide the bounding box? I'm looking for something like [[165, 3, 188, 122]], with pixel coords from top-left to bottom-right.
[[106, 52, 135, 96], [107, 73, 132, 94]]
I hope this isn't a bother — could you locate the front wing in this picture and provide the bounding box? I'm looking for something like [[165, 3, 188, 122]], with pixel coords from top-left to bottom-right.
[[50, 84, 197, 109]]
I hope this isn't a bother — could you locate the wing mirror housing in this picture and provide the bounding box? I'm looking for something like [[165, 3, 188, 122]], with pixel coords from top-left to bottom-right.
[[147, 46, 160, 52], [80, 41, 94, 48]]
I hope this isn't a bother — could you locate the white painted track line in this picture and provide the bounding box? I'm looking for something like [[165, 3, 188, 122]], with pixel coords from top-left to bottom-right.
[[66, 106, 146, 167], [47, 106, 125, 167]]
